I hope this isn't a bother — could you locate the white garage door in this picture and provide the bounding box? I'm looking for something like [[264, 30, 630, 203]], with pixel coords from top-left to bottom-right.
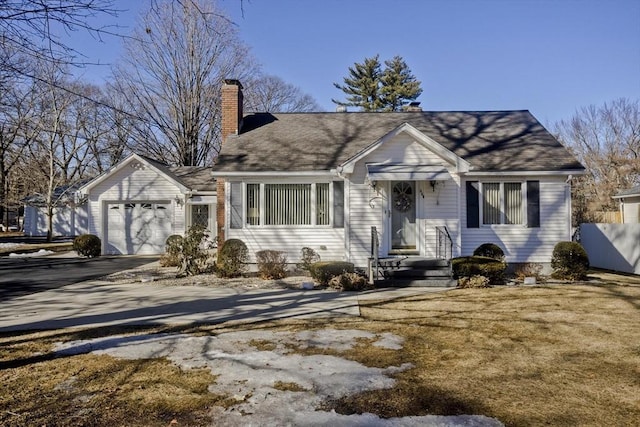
[[106, 202, 172, 255]]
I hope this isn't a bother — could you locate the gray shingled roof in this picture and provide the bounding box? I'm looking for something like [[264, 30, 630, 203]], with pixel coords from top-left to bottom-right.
[[614, 184, 640, 198], [214, 111, 584, 173], [138, 155, 216, 192]]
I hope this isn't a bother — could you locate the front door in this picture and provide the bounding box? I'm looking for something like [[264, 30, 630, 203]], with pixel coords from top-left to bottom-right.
[[390, 181, 417, 252]]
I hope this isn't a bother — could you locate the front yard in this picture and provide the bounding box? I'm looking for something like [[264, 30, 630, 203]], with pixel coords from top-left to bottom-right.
[[1, 280, 638, 426]]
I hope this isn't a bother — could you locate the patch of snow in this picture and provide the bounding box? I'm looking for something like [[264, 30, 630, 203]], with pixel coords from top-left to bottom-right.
[[55, 330, 503, 427], [0, 242, 19, 250], [8, 249, 54, 258]]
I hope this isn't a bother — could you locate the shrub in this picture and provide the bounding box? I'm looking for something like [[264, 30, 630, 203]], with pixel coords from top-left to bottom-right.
[[514, 262, 546, 284], [458, 275, 490, 289], [73, 234, 101, 258], [256, 250, 288, 279], [451, 256, 507, 286], [297, 247, 321, 272], [217, 238, 249, 278], [309, 261, 354, 286], [177, 225, 213, 277], [328, 271, 370, 291], [473, 243, 505, 261], [551, 241, 589, 281], [159, 234, 183, 267]]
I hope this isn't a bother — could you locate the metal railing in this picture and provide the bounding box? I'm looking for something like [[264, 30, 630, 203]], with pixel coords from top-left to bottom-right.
[[435, 225, 453, 261], [370, 226, 379, 283]]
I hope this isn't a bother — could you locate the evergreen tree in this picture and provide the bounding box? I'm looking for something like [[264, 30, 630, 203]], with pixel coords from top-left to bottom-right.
[[380, 56, 423, 111], [333, 54, 422, 112], [332, 55, 383, 112]]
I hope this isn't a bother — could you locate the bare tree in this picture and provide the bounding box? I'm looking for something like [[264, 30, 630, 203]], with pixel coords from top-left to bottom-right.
[[112, 0, 258, 166], [244, 75, 321, 113], [0, 0, 120, 73], [554, 98, 640, 223], [22, 65, 100, 241], [0, 73, 39, 230]]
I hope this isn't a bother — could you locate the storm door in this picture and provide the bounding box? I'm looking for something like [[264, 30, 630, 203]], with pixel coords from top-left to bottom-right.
[[390, 181, 417, 252]]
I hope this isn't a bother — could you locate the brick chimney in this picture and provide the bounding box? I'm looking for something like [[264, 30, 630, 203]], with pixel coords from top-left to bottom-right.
[[404, 101, 422, 112], [217, 79, 243, 246], [221, 79, 243, 143]]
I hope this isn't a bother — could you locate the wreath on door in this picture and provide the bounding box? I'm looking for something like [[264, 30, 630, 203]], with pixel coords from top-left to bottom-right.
[[393, 182, 413, 212]]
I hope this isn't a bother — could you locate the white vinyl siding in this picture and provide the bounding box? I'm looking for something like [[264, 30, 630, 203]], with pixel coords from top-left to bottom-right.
[[85, 159, 185, 254], [463, 177, 570, 263]]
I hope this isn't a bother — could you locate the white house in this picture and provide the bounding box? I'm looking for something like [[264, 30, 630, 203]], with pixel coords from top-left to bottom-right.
[[613, 185, 640, 223], [78, 155, 216, 255], [214, 80, 585, 269]]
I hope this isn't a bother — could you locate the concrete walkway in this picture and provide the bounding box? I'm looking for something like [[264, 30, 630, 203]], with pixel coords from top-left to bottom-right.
[[0, 279, 446, 332]]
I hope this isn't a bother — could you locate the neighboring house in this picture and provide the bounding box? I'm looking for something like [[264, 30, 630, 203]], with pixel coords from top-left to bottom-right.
[[77, 154, 216, 255], [613, 185, 640, 224], [214, 80, 585, 268], [23, 184, 88, 237]]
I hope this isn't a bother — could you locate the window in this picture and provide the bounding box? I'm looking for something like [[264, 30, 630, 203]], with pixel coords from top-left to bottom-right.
[[467, 181, 538, 228], [482, 182, 523, 225], [239, 182, 342, 227], [246, 184, 260, 225], [191, 205, 209, 228]]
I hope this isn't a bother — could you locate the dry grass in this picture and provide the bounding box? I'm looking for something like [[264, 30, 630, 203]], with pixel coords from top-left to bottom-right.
[[0, 282, 639, 426], [332, 283, 640, 426]]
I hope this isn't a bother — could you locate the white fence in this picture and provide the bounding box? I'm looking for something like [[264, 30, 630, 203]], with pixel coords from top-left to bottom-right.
[[23, 205, 88, 237], [580, 223, 640, 274]]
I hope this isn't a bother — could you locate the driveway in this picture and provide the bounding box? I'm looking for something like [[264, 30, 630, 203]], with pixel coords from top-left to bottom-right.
[[0, 255, 158, 300]]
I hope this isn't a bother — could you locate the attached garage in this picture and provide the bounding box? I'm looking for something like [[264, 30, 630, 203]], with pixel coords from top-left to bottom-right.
[[79, 154, 217, 255], [105, 202, 172, 255]]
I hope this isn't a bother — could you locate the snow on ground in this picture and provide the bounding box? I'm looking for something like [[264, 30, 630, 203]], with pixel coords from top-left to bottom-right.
[[0, 243, 19, 250], [8, 249, 54, 258], [56, 329, 503, 427]]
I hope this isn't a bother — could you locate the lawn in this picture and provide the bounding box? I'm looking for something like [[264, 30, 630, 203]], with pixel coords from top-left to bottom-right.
[[1, 282, 638, 426]]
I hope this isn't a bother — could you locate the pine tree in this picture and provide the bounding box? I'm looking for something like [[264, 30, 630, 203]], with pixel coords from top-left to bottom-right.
[[333, 55, 422, 112], [380, 56, 423, 111], [332, 55, 383, 112]]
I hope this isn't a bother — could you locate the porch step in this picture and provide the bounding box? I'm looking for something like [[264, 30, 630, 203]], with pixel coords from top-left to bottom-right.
[[374, 256, 456, 288]]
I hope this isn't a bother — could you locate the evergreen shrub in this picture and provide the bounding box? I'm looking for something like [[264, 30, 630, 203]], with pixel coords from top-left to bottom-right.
[[217, 238, 249, 278], [551, 241, 589, 280], [73, 234, 101, 258], [451, 256, 507, 286], [473, 243, 505, 261]]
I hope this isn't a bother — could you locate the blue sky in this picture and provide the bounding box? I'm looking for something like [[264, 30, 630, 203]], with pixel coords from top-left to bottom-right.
[[67, 0, 639, 125]]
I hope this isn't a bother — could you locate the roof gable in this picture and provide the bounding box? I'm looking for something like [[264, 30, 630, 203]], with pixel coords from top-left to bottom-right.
[[340, 122, 470, 174], [80, 154, 190, 194]]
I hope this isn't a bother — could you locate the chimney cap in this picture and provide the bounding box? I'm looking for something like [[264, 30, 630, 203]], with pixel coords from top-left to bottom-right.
[[224, 79, 243, 89]]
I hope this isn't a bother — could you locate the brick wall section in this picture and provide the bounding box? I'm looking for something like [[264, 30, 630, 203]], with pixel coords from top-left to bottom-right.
[[217, 80, 243, 245]]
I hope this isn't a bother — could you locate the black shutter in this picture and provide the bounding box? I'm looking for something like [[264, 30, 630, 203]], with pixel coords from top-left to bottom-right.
[[333, 181, 344, 228], [527, 180, 540, 228], [466, 181, 479, 228], [229, 182, 243, 229]]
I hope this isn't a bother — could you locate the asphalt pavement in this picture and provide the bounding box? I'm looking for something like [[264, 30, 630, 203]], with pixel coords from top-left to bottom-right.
[[0, 255, 158, 300]]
